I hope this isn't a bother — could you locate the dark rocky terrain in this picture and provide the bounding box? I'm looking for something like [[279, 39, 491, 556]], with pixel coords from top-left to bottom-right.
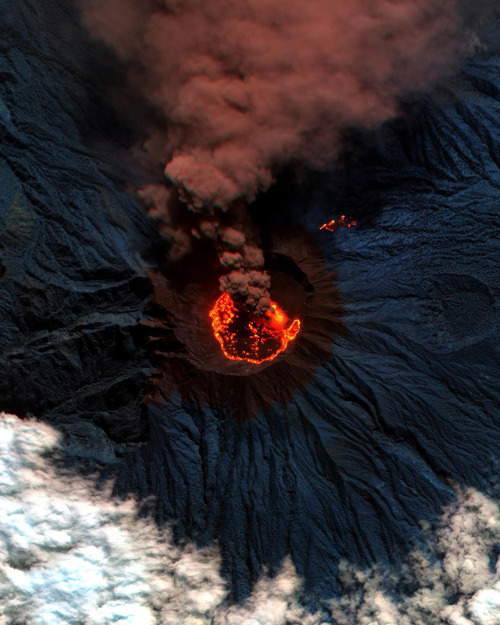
[[0, 0, 158, 458], [0, 0, 498, 607]]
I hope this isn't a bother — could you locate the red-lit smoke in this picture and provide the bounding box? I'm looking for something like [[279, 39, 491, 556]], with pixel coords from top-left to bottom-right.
[[78, 0, 483, 311]]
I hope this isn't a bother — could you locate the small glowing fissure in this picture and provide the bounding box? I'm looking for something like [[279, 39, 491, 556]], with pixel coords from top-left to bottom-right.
[[209, 293, 301, 364], [320, 215, 357, 231]]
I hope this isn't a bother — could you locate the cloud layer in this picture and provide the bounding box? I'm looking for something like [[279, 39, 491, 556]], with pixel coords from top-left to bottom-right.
[[329, 486, 500, 625], [1, 412, 498, 624], [0, 413, 226, 625]]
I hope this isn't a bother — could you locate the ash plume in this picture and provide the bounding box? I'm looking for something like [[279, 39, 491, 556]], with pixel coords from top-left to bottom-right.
[[79, 0, 491, 311]]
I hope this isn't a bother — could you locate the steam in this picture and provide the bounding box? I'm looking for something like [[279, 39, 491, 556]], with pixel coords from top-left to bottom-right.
[[79, 0, 484, 310], [1, 412, 499, 624]]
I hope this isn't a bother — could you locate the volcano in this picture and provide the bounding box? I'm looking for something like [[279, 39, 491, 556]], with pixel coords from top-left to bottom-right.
[[0, 1, 499, 623]]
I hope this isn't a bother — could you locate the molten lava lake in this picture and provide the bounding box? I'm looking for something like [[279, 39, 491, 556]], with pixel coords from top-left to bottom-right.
[[209, 293, 301, 365]]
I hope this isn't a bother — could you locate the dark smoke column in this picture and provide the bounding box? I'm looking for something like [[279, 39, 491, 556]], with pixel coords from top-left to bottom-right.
[[78, 0, 483, 311]]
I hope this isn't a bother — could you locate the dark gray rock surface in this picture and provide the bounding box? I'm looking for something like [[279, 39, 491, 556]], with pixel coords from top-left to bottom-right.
[[0, 0, 155, 455], [1, 0, 499, 608]]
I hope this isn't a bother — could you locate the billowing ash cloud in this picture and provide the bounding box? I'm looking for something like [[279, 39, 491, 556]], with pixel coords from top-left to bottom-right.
[[0, 412, 499, 624], [77, 0, 488, 312], [80, 0, 476, 208]]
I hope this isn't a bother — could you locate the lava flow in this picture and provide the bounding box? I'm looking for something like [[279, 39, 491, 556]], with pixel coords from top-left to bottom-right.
[[210, 293, 301, 365], [320, 215, 357, 231]]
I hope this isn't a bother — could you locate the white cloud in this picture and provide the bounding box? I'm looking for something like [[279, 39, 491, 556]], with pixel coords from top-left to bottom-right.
[[469, 585, 500, 625], [0, 412, 226, 625], [0, 412, 499, 625], [214, 557, 325, 625], [327, 486, 500, 625], [0, 412, 320, 625]]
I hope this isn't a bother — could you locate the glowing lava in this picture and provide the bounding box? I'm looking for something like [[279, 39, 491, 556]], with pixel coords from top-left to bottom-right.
[[209, 293, 301, 364], [320, 215, 357, 231]]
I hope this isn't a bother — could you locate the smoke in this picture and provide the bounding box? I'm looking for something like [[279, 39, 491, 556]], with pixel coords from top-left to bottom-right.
[[1, 412, 499, 624], [80, 0, 478, 206], [78, 0, 490, 311]]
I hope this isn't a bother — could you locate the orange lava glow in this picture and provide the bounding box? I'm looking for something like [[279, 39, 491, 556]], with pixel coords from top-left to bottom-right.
[[320, 214, 357, 231], [209, 293, 301, 364]]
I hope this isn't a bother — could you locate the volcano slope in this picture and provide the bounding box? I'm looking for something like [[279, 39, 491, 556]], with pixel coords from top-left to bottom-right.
[[0, 0, 499, 607]]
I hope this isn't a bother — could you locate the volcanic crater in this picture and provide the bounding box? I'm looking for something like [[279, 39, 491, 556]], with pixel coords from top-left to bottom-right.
[[144, 230, 347, 422]]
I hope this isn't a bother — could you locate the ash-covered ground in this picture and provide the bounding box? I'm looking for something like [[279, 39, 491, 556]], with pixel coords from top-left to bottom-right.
[[0, 1, 499, 623]]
